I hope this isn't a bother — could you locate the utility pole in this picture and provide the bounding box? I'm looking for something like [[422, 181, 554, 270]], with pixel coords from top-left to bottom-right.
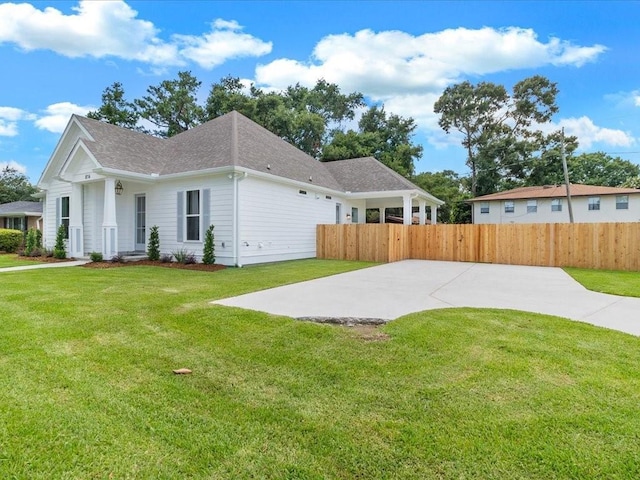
[[561, 127, 574, 223]]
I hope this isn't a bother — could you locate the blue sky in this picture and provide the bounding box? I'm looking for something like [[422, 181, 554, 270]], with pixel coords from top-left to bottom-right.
[[1, 0, 639, 183]]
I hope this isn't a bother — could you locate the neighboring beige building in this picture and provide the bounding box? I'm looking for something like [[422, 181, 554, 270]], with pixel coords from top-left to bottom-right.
[[469, 184, 640, 224]]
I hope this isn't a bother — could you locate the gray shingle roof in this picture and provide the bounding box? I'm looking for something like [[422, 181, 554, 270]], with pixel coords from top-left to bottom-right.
[[72, 111, 431, 196], [0, 201, 43, 215]]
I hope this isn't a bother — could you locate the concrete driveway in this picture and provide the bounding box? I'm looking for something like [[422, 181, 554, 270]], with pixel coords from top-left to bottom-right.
[[214, 260, 640, 336]]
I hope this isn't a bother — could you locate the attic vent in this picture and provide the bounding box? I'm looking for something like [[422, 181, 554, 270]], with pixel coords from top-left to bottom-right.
[[299, 190, 307, 195]]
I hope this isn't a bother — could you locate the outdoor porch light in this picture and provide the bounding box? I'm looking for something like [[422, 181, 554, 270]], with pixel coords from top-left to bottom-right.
[[115, 180, 123, 195]]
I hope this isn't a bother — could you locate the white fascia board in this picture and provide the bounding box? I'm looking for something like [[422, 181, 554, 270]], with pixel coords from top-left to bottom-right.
[[37, 116, 94, 187], [234, 166, 346, 196], [92, 167, 158, 183], [153, 165, 236, 181], [346, 189, 445, 205], [58, 140, 101, 178]]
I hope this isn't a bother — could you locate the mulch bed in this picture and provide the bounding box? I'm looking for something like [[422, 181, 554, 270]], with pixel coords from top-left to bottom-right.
[[82, 260, 226, 272]]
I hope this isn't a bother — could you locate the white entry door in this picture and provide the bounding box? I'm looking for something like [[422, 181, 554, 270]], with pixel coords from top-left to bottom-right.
[[135, 194, 146, 251]]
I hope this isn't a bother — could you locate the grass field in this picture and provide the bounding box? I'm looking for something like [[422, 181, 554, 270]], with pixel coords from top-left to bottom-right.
[[0, 253, 40, 268], [565, 267, 640, 298], [1, 260, 639, 479]]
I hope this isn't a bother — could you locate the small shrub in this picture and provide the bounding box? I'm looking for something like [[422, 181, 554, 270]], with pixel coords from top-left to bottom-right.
[[53, 225, 67, 259], [28, 247, 43, 258], [35, 229, 42, 249], [90, 251, 103, 262], [202, 225, 215, 265], [25, 228, 38, 256], [160, 254, 173, 263], [0, 228, 23, 253], [172, 249, 196, 265], [147, 225, 160, 261], [110, 254, 125, 263], [43, 248, 54, 258]]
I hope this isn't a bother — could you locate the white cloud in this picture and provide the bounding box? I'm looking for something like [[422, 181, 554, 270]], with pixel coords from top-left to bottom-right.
[[0, 160, 27, 174], [558, 116, 635, 149], [0, 106, 35, 137], [0, 1, 271, 68], [34, 102, 94, 133], [255, 26, 606, 98], [173, 20, 272, 69]]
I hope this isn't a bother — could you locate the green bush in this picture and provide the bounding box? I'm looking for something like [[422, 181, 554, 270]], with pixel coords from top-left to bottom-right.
[[53, 225, 66, 259], [147, 225, 160, 261], [25, 228, 38, 256], [202, 225, 215, 265], [89, 251, 103, 262], [0, 228, 23, 253], [35, 229, 42, 249], [172, 249, 196, 264]]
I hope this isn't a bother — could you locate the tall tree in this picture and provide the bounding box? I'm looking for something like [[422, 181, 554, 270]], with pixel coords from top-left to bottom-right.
[[135, 71, 204, 137], [322, 106, 423, 178], [0, 167, 37, 203], [434, 75, 567, 196], [87, 82, 139, 129]]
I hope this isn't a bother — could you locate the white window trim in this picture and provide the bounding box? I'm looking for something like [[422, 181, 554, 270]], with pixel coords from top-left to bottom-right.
[[504, 201, 515, 214], [480, 202, 490, 214], [588, 196, 600, 211]]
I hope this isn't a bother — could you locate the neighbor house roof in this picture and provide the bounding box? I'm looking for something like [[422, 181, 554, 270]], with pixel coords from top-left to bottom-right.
[[70, 112, 431, 197], [469, 184, 640, 202], [0, 201, 43, 216]]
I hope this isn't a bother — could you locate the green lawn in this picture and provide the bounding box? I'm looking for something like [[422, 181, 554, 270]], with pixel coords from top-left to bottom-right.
[[565, 267, 640, 298], [0, 253, 41, 268], [1, 260, 640, 479]]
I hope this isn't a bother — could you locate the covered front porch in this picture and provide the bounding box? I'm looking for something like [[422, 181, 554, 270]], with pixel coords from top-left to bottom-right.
[[66, 177, 148, 259], [351, 191, 443, 225]]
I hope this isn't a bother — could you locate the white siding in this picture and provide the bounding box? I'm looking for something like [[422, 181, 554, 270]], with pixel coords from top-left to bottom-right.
[[473, 194, 640, 224], [146, 174, 234, 264], [43, 180, 71, 249], [237, 176, 344, 265]]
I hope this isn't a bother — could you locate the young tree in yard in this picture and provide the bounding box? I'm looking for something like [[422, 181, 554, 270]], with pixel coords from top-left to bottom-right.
[[202, 225, 215, 265], [0, 166, 37, 203], [135, 71, 204, 137], [87, 82, 139, 129], [434, 75, 572, 196], [147, 225, 160, 261]]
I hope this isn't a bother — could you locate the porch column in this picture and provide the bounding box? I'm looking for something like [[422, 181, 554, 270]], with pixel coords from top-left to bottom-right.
[[403, 194, 412, 225], [102, 178, 118, 258], [432, 204, 438, 225], [68, 183, 84, 257], [418, 200, 426, 225]]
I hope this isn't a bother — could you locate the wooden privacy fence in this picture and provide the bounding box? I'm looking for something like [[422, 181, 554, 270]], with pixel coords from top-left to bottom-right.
[[316, 223, 640, 271]]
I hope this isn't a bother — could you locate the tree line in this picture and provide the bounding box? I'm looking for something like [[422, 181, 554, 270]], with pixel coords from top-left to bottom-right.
[[4, 73, 638, 223]]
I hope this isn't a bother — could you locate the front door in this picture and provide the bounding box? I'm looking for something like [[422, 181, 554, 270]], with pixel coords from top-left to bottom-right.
[[135, 194, 146, 251]]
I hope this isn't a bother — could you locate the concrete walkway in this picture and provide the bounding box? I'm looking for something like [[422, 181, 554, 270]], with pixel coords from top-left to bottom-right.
[[0, 260, 89, 272], [214, 260, 640, 336]]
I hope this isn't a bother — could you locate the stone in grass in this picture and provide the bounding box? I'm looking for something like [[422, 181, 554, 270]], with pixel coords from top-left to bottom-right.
[[173, 368, 192, 375]]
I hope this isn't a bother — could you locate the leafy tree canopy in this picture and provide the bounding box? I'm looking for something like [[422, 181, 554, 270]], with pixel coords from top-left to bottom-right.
[[87, 82, 139, 129], [412, 170, 471, 224], [0, 166, 38, 204], [434, 75, 578, 196]]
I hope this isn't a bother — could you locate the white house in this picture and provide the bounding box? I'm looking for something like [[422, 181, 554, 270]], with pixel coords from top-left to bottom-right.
[[37, 111, 443, 266], [469, 184, 640, 224]]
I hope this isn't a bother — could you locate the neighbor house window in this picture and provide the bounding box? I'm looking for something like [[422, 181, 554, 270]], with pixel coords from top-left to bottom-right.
[[504, 201, 514, 214], [186, 190, 200, 241], [480, 202, 490, 214], [616, 195, 629, 210], [551, 198, 562, 212], [588, 196, 600, 211], [527, 200, 537, 213], [61, 196, 70, 239], [5, 217, 25, 231]]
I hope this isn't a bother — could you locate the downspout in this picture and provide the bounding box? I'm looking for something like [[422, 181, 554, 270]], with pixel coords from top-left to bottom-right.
[[232, 171, 248, 267]]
